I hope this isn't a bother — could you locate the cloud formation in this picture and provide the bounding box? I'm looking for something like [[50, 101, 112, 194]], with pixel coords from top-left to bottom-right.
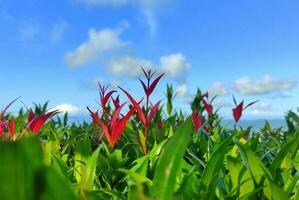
[[107, 53, 191, 78], [64, 24, 128, 67], [160, 53, 191, 77], [207, 82, 228, 97], [51, 103, 82, 115], [107, 55, 153, 77], [250, 102, 271, 111], [234, 75, 297, 95], [176, 83, 188, 97], [213, 99, 232, 109]]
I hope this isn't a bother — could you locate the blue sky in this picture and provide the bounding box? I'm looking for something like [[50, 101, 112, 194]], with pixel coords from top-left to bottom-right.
[[1, 0, 299, 119]]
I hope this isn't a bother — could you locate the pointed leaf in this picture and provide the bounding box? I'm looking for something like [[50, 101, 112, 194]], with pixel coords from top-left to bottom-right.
[[152, 118, 193, 200], [118, 86, 146, 127], [147, 101, 161, 124], [139, 78, 148, 96], [7, 119, 15, 139], [148, 73, 164, 96]]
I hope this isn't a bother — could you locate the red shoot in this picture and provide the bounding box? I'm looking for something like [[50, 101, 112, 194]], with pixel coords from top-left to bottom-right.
[[0, 121, 6, 138], [139, 67, 165, 99], [0, 99, 18, 141], [201, 98, 213, 117], [232, 101, 244, 123], [232, 96, 258, 123], [112, 95, 121, 111], [118, 86, 147, 127], [27, 110, 58, 134], [192, 110, 203, 131], [119, 68, 163, 155], [147, 101, 161, 124], [87, 104, 135, 148], [98, 83, 116, 115], [7, 119, 15, 138], [139, 67, 164, 110]]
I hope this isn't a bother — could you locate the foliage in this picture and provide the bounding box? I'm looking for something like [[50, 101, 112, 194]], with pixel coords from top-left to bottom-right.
[[0, 68, 299, 200]]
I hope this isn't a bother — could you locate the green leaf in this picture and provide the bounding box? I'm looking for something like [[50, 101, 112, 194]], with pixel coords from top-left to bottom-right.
[[199, 132, 240, 199], [266, 180, 289, 200], [227, 156, 254, 196], [270, 138, 297, 176], [152, 118, 193, 200], [0, 137, 77, 200], [233, 138, 266, 184], [138, 129, 146, 150], [119, 168, 153, 185], [168, 126, 174, 138], [85, 146, 101, 190], [234, 139, 289, 200]]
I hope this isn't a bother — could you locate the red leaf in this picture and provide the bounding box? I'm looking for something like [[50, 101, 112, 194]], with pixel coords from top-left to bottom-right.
[[87, 107, 111, 145], [192, 111, 202, 130], [8, 119, 15, 138], [110, 103, 126, 128], [0, 121, 6, 136], [102, 90, 116, 107], [27, 110, 37, 131], [148, 73, 164, 97], [29, 110, 58, 134], [201, 98, 213, 117], [87, 107, 99, 130], [147, 101, 161, 124], [139, 78, 149, 96], [141, 67, 149, 79], [233, 101, 244, 123], [110, 106, 135, 147], [204, 92, 209, 99], [118, 86, 147, 127], [112, 95, 120, 110]]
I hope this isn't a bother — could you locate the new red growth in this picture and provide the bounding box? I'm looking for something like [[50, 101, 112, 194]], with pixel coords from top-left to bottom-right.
[[232, 96, 258, 123], [27, 110, 58, 134]]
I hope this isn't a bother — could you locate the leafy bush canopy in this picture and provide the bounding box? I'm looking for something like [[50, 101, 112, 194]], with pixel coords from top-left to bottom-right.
[[0, 68, 299, 200]]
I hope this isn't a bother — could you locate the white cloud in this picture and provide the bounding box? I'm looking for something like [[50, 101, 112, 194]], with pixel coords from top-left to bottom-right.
[[240, 102, 284, 118], [106, 52, 191, 78], [234, 75, 297, 95], [64, 25, 128, 67], [245, 110, 283, 118], [176, 83, 188, 97], [213, 99, 232, 109], [51, 104, 82, 115], [251, 102, 271, 111], [51, 21, 68, 43], [107, 55, 153, 77], [208, 82, 228, 97], [160, 53, 191, 77]]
